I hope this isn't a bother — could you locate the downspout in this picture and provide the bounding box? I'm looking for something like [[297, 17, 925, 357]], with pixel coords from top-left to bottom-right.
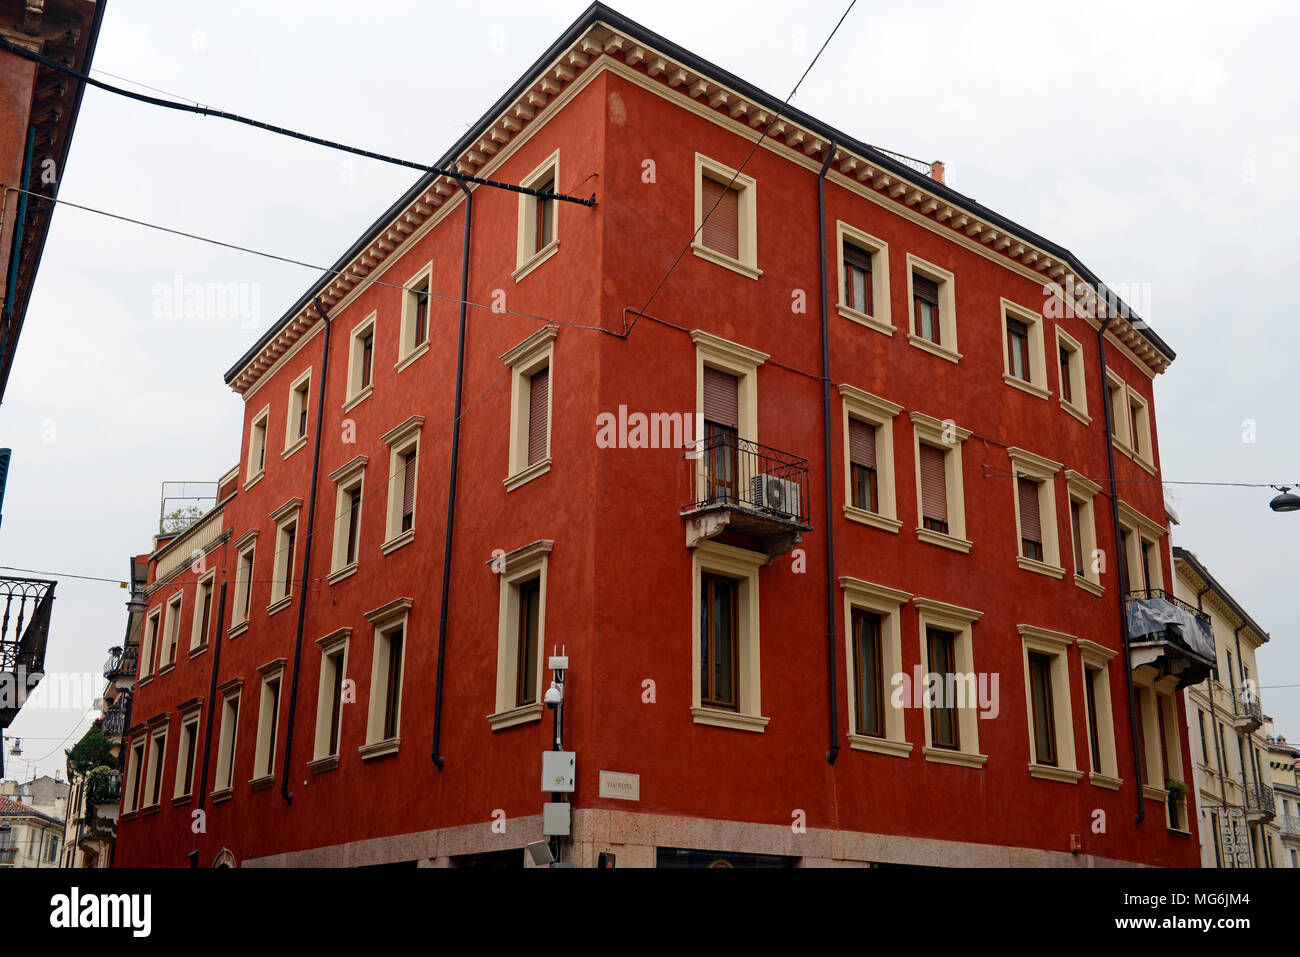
[[193, 580, 227, 864], [1097, 315, 1143, 825], [817, 141, 839, 766], [0, 127, 36, 360], [280, 297, 333, 803], [432, 180, 473, 769]]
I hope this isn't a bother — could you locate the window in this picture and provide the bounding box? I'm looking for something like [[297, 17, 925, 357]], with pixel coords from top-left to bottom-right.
[[213, 680, 242, 799], [1156, 690, 1187, 829], [173, 708, 201, 800], [703, 367, 739, 505], [269, 499, 301, 611], [834, 222, 892, 335], [159, 592, 182, 670], [191, 572, 215, 651], [906, 255, 958, 361], [515, 150, 560, 279], [124, 739, 145, 813], [1198, 709, 1209, 765], [362, 598, 410, 757], [1066, 471, 1103, 595], [1055, 328, 1089, 423], [1118, 502, 1166, 594], [1008, 447, 1064, 576], [841, 576, 912, 757], [230, 531, 257, 635], [141, 608, 160, 679], [911, 413, 972, 551], [381, 416, 423, 551], [328, 455, 367, 581], [1028, 652, 1056, 765], [1127, 388, 1154, 468], [692, 153, 760, 279], [311, 627, 351, 768], [283, 368, 312, 457], [144, 728, 167, 808], [691, 540, 768, 733], [490, 540, 551, 730], [1000, 300, 1049, 397], [251, 660, 285, 786], [1016, 626, 1082, 782], [839, 386, 903, 533], [1105, 368, 1130, 450], [345, 313, 377, 409], [399, 263, 433, 365], [246, 405, 270, 485], [501, 326, 557, 490], [914, 597, 985, 767]]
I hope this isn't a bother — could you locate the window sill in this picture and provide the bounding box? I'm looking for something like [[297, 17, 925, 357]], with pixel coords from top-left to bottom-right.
[[210, 787, 233, 804], [1132, 454, 1157, 476], [307, 755, 339, 775], [141, 803, 160, 817], [513, 239, 560, 282], [836, 303, 895, 337], [359, 737, 400, 761], [1017, 556, 1065, 579], [228, 620, 250, 640], [327, 562, 358, 585], [243, 470, 264, 492], [1089, 772, 1123, 791], [917, 527, 972, 553], [504, 457, 551, 493], [1112, 437, 1133, 459], [690, 707, 769, 733], [843, 505, 901, 533], [381, 528, 415, 556], [249, 774, 275, 792], [157, 662, 176, 676], [1167, 826, 1192, 838], [282, 436, 307, 461], [395, 340, 430, 373], [487, 702, 544, 731], [1002, 373, 1050, 400], [1142, 784, 1169, 802], [906, 333, 961, 364], [138, 674, 154, 687], [342, 384, 373, 414], [172, 794, 192, 808], [266, 595, 293, 617], [1028, 763, 1083, 784], [922, 747, 987, 768], [188, 643, 209, 660], [1060, 399, 1092, 426], [847, 733, 913, 758], [119, 810, 138, 822], [690, 242, 762, 280], [1074, 575, 1105, 597]]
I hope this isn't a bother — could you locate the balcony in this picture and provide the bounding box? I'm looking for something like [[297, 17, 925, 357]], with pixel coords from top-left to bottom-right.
[[1233, 688, 1264, 733], [1281, 815, 1300, 841], [0, 577, 56, 764], [1125, 589, 1216, 692], [0, 847, 15, 866], [100, 695, 131, 739], [1244, 783, 1276, 822], [681, 434, 811, 558], [103, 644, 139, 684], [87, 770, 123, 807]]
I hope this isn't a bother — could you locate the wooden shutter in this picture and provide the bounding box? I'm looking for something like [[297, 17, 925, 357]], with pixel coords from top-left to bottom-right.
[[1018, 477, 1042, 542], [843, 243, 873, 273], [913, 274, 939, 303], [702, 367, 739, 429], [402, 452, 416, 517], [848, 419, 876, 468], [700, 177, 740, 259], [919, 445, 947, 522], [528, 368, 549, 464]]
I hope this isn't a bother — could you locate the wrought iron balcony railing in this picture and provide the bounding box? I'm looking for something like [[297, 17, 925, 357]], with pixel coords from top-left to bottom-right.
[[1281, 814, 1300, 837], [103, 644, 139, 681], [101, 698, 130, 737], [1124, 589, 1216, 690], [683, 433, 811, 526], [0, 847, 16, 865], [1126, 588, 1211, 625], [1234, 688, 1264, 728], [87, 770, 123, 806], [1245, 783, 1276, 819]]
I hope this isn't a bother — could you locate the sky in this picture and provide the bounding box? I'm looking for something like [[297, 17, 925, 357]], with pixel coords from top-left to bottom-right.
[[1, 0, 1298, 782]]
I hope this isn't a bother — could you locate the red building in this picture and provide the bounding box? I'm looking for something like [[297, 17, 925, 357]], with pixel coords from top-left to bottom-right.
[[115, 3, 1209, 868]]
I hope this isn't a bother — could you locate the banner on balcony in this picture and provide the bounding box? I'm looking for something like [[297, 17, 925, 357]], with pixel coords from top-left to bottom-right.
[[1126, 599, 1215, 660]]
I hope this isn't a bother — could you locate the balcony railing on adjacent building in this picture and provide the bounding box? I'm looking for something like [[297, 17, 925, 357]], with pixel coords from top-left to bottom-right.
[[0, 846, 16, 866], [0, 575, 56, 776], [100, 695, 131, 738], [1233, 688, 1264, 732], [1125, 588, 1216, 691], [1281, 814, 1300, 838], [1244, 783, 1276, 821], [681, 433, 810, 556], [103, 644, 138, 682], [87, 770, 123, 807]]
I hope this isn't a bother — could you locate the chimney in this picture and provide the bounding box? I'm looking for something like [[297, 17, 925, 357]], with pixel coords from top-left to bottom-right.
[[930, 161, 945, 185]]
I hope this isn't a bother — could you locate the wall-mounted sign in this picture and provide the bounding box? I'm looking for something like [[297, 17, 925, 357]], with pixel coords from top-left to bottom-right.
[[598, 770, 640, 801]]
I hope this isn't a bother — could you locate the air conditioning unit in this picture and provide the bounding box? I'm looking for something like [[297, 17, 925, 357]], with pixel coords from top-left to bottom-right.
[[750, 474, 800, 518]]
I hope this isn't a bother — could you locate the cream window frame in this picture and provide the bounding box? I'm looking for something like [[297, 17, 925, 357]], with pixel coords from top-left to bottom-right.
[[489, 540, 553, 731], [1000, 298, 1049, 399], [692, 152, 761, 280], [838, 385, 903, 533], [693, 331, 769, 514], [834, 221, 893, 336], [268, 498, 302, 612], [1055, 327, 1090, 424], [140, 607, 160, 678], [172, 706, 202, 800], [1077, 638, 1122, 789], [840, 576, 913, 757], [397, 260, 433, 368], [361, 597, 411, 758], [1007, 447, 1064, 578], [212, 679, 243, 801], [501, 326, 557, 491], [343, 312, 377, 411], [1127, 387, 1155, 473], [311, 627, 352, 766], [514, 150, 561, 281], [328, 455, 368, 581], [229, 529, 258, 637], [1118, 501, 1167, 593], [1105, 368, 1132, 453], [1065, 471, 1104, 596], [190, 570, 216, 652], [160, 591, 183, 670], [245, 404, 270, 487], [905, 254, 959, 362], [381, 416, 423, 553], [122, 738, 145, 813], [691, 540, 769, 733], [283, 368, 312, 459], [913, 597, 986, 767], [910, 412, 972, 552], [1019, 624, 1082, 783], [142, 728, 167, 810], [250, 658, 285, 787]]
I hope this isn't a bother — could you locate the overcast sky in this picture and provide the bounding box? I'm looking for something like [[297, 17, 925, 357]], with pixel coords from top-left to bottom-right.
[[2, 0, 1297, 782]]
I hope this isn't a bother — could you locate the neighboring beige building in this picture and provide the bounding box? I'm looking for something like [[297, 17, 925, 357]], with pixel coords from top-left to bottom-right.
[[0, 792, 63, 867], [0, 773, 68, 819], [1174, 546, 1280, 867], [1265, 722, 1300, 868]]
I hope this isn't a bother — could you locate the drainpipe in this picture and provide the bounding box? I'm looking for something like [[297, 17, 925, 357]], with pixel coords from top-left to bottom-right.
[[280, 296, 333, 803], [194, 580, 228, 861], [1097, 314, 1143, 825], [432, 180, 473, 769], [817, 141, 839, 766]]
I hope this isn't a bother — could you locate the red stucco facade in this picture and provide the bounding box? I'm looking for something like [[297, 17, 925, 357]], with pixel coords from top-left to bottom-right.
[[114, 7, 1200, 868]]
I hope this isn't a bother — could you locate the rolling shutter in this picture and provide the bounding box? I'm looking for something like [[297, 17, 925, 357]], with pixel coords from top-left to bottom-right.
[[402, 452, 417, 518], [1071, 500, 1085, 570], [1018, 477, 1042, 542], [913, 274, 939, 303], [528, 368, 549, 464], [700, 177, 740, 259], [702, 367, 739, 429], [848, 419, 876, 468], [919, 445, 947, 522]]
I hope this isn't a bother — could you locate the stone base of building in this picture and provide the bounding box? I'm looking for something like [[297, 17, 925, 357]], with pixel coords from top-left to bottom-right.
[[241, 809, 1145, 868]]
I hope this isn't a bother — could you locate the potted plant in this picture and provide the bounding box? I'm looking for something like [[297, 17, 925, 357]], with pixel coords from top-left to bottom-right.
[[1165, 778, 1188, 826]]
